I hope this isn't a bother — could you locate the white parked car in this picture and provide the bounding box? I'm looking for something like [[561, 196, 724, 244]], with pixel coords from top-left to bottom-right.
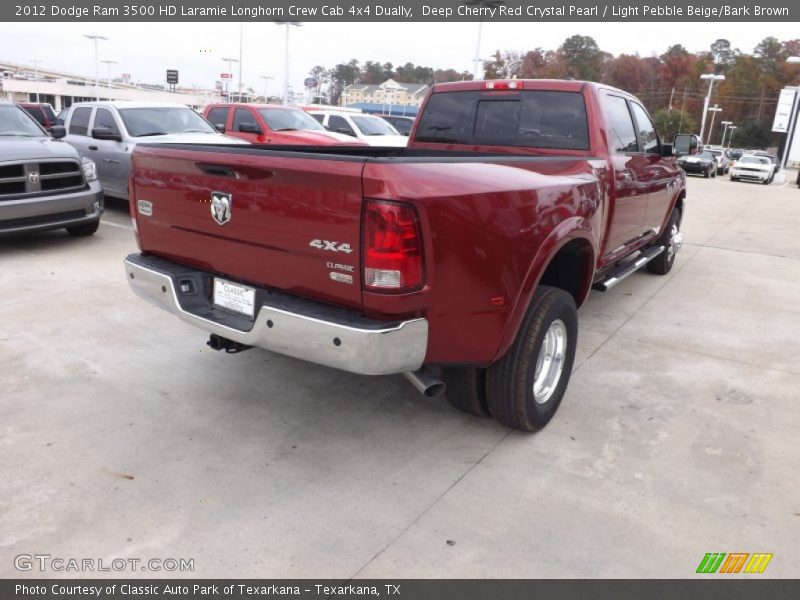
[[309, 111, 408, 147], [729, 155, 775, 184], [60, 101, 247, 200]]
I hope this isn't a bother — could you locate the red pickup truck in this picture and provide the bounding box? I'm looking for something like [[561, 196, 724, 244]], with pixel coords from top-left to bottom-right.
[[124, 79, 686, 432]]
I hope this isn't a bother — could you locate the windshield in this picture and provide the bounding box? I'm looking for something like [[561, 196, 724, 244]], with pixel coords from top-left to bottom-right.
[[0, 105, 45, 137], [352, 116, 398, 136], [258, 108, 326, 132], [740, 156, 770, 165], [119, 107, 216, 137]]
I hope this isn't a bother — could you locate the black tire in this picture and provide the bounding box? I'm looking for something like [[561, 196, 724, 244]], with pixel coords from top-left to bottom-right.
[[647, 208, 681, 275], [66, 219, 99, 237], [731, 176, 738, 182], [703, 170, 710, 178], [711, 169, 716, 178], [762, 177, 770, 185], [442, 367, 490, 417], [486, 286, 578, 432]]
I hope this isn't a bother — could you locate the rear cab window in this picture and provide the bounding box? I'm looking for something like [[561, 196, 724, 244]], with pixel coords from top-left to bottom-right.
[[415, 90, 589, 150]]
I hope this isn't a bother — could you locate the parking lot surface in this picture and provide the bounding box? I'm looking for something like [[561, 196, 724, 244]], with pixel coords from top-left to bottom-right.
[[1, 176, 798, 578]]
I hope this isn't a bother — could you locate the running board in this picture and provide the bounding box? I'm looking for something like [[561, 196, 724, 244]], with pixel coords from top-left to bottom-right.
[[592, 246, 665, 292]]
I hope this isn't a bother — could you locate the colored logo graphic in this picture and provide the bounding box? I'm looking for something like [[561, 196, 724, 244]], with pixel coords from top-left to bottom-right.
[[696, 552, 773, 574]]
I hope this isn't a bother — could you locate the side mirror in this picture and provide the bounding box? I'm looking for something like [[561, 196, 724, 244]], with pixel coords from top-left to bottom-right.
[[238, 123, 262, 134], [214, 123, 225, 133], [92, 127, 122, 141], [48, 125, 67, 139], [673, 133, 699, 156]]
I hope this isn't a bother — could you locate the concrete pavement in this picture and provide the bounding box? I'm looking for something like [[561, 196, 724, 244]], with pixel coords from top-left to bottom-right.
[[1, 176, 798, 578]]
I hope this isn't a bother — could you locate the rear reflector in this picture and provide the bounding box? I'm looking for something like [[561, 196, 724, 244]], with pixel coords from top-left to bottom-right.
[[363, 199, 424, 293], [484, 80, 524, 90]]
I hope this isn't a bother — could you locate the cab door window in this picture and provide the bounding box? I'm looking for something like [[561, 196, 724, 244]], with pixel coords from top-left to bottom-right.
[[207, 107, 229, 129], [328, 115, 355, 137], [603, 95, 638, 153], [232, 108, 259, 132], [629, 102, 660, 154], [93, 108, 120, 136], [69, 107, 92, 136]]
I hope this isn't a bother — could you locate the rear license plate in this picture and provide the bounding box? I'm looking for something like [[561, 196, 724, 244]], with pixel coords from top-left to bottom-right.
[[213, 278, 256, 318]]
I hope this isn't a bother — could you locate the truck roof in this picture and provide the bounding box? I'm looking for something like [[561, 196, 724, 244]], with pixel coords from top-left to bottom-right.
[[429, 79, 632, 98]]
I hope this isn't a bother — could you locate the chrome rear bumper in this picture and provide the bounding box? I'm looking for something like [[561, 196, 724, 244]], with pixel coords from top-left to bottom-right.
[[123, 253, 428, 376]]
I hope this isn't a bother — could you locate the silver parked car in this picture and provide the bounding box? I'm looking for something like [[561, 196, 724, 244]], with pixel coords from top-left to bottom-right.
[[60, 102, 247, 200]]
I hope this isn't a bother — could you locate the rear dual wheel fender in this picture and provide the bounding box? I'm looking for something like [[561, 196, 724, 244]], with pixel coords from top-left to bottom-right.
[[485, 286, 578, 432]]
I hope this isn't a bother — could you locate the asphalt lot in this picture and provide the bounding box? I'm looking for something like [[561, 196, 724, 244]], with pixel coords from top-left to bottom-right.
[[1, 174, 799, 579]]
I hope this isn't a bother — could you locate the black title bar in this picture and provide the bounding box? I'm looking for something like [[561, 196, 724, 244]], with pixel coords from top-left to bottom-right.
[[5, 0, 799, 22]]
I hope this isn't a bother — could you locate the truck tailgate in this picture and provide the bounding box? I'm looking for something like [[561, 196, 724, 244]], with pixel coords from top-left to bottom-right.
[[131, 145, 365, 310]]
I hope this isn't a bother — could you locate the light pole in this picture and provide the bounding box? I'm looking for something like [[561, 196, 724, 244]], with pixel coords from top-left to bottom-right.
[[275, 22, 302, 106], [221, 57, 239, 101], [83, 34, 108, 101], [698, 73, 725, 144], [29, 58, 42, 102], [237, 23, 244, 103], [463, 0, 505, 80], [726, 126, 737, 148], [719, 120, 732, 146], [100, 59, 118, 92], [706, 104, 722, 146], [259, 75, 274, 102]]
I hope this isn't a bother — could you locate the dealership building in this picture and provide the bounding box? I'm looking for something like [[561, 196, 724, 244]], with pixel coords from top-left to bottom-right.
[[0, 60, 217, 111]]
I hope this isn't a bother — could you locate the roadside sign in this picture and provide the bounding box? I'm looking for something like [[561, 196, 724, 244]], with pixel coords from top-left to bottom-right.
[[166, 69, 179, 85], [220, 73, 232, 79], [304, 77, 318, 88], [772, 87, 797, 132]]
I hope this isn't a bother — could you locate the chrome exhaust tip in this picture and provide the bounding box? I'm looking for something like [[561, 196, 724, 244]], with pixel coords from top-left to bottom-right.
[[403, 368, 446, 398]]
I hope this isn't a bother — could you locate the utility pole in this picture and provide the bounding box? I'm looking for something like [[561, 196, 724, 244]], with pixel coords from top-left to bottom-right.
[[221, 57, 239, 101], [678, 87, 687, 132], [83, 34, 108, 101], [29, 58, 42, 102], [275, 22, 302, 106], [237, 23, 243, 102], [668, 87, 675, 112], [100, 59, 118, 91], [699, 73, 725, 144]]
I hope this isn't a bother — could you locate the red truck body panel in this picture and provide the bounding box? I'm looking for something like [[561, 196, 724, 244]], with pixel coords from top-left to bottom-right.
[[130, 80, 684, 367]]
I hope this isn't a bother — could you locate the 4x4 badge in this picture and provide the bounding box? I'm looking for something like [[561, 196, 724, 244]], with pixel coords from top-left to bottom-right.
[[210, 192, 232, 225]]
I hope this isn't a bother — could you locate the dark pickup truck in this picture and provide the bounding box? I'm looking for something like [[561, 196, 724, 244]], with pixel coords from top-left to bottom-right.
[[124, 79, 686, 432], [0, 102, 103, 236]]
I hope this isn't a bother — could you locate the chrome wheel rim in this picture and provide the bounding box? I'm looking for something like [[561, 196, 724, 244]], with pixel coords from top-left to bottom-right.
[[667, 223, 683, 263], [533, 319, 567, 404]]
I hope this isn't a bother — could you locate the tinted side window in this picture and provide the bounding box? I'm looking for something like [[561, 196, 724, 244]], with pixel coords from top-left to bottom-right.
[[69, 107, 92, 136], [207, 107, 229, 128], [328, 115, 355, 136], [629, 102, 659, 154], [415, 90, 589, 150], [603, 95, 638, 153], [310, 114, 325, 125], [24, 106, 46, 125], [232, 108, 258, 131], [93, 108, 120, 134]]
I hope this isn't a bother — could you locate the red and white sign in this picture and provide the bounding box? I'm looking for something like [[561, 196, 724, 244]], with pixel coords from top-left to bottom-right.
[[220, 73, 232, 79]]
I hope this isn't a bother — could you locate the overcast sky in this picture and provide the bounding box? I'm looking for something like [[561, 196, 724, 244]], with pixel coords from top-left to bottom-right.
[[1, 21, 798, 94]]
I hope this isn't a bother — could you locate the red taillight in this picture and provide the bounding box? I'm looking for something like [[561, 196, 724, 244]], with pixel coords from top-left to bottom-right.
[[363, 199, 424, 293], [483, 80, 524, 91]]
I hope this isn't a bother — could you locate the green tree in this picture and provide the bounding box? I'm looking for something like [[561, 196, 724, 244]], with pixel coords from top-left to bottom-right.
[[559, 35, 604, 80], [652, 108, 696, 139], [729, 119, 776, 149]]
